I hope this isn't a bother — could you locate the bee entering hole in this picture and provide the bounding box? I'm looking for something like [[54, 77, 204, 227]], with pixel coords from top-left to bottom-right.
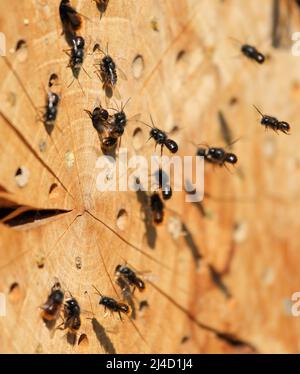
[[132, 55, 144, 79], [132, 127, 144, 150], [15, 166, 30, 188], [116, 209, 128, 230], [9, 282, 21, 302], [78, 334, 89, 348], [176, 49, 186, 62]]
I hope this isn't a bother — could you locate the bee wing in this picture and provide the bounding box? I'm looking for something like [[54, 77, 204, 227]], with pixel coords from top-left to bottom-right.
[[117, 66, 127, 81], [112, 85, 121, 100], [128, 113, 141, 123]]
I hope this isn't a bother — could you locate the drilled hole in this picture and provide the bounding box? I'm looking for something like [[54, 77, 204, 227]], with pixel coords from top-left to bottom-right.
[[132, 127, 144, 150], [176, 49, 186, 62], [132, 55, 144, 79], [49, 183, 58, 199], [78, 333, 89, 348], [15, 166, 30, 188], [15, 39, 28, 62], [15, 39, 26, 51], [116, 209, 128, 230], [9, 282, 21, 302], [229, 96, 238, 106]]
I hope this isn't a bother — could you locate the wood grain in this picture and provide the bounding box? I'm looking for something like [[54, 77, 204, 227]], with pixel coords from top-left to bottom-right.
[[1, 0, 300, 353]]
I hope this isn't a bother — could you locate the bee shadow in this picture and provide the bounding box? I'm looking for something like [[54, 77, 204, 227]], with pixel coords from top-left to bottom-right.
[[91, 318, 116, 354], [136, 190, 157, 249], [66, 331, 77, 346], [42, 318, 56, 331], [182, 223, 202, 266]]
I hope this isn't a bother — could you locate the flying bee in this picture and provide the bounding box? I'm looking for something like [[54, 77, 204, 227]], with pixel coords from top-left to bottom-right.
[[150, 192, 165, 224], [63, 297, 81, 333], [59, 0, 82, 36], [253, 106, 290, 134], [241, 44, 265, 64], [115, 264, 146, 293], [140, 116, 179, 155], [92, 285, 130, 320], [197, 145, 238, 167], [93, 43, 127, 100], [40, 282, 64, 322]]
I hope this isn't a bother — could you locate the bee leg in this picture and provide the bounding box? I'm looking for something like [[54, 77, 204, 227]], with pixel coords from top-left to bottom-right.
[[118, 311, 123, 322], [82, 66, 91, 78], [132, 286, 136, 295], [160, 144, 164, 157]]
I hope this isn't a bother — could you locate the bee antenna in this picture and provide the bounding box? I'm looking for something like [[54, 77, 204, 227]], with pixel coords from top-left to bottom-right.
[[137, 119, 152, 129], [149, 114, 156, 128], [122, 97, 131, 111], [114, 99, 120, 112], [92, 285, 103, 298], [253, 105, 264, 117], [84, 109, 92, 118], [84, 290, 95, 317]]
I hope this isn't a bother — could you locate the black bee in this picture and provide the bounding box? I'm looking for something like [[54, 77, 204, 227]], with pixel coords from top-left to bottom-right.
[[63, 297, 81, 332], [241, 44, 265, 64], [108, 99, 140, 139], [157, 168, 172, 200], [115, 264, 145, 293], [84, 105, 109, 132], [68, 36, 85, 71], [44, 92, 60, 127], [197, 146, 238, 167], [141, 116, 178, 155], [93, 44, 126, 99], [150, 192, 165, 224], [254, 106, 290, 134], [65, 36, 89, 93], [93, 286, 130, 320], [59, 0, 82, 35], [40, 282, 64, 322]]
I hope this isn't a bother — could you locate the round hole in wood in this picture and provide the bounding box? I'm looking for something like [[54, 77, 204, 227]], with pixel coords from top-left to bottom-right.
[[15, 166, 30, 188], [78, 333, 89, 349], [49, 183, 58, 196], [9, 282, 21, 302], [116, 209, 128, 230], [132, 127, 144, 151], [176, 49, 186, 62], [132, 55, 144, 79]]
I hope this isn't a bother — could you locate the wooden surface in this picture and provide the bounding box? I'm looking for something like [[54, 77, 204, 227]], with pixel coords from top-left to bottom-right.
[[1, 0, 300, 353]]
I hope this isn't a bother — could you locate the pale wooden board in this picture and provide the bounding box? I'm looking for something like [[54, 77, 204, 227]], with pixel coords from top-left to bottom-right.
[[0, 0, 300, 353]]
